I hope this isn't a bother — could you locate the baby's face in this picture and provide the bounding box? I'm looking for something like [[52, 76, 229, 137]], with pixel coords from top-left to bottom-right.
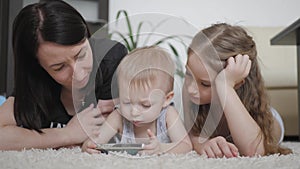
[[119, 83, 167, 127]]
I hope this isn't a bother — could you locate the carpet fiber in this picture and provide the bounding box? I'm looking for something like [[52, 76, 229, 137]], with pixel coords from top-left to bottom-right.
[[0, 142, 299, 169]]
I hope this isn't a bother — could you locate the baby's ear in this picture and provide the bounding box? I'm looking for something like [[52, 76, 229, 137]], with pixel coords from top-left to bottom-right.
[[163, 91, 174, 107]]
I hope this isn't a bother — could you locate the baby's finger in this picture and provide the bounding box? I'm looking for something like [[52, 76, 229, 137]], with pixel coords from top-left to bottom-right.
[[147, 129, 155, 139], [138, 149, 154, 155], [142, 142, 154, 150]]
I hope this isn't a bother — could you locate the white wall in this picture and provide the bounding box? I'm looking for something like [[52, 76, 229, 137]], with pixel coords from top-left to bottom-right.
[[109, 0, 300, 27], [23, 0, 99, 21]]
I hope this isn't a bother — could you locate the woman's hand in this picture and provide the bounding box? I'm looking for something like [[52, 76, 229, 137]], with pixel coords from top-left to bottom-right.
[[81, 138, 100, 154], [64, 104, 105, 144], [97, 99, 118, 118], [140, 129, 162, 155], [198, 136, 238, 158], [216, 54, 251, 88]]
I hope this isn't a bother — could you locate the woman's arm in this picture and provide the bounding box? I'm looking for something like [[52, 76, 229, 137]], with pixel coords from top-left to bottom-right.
[[215, 56, 264, 156], [81, 109, 122, 153], [0, 97, 104, 150], [0, 97, 67, 150]]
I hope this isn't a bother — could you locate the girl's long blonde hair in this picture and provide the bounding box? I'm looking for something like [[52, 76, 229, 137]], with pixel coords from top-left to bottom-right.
[[188, 23, 291, 155]]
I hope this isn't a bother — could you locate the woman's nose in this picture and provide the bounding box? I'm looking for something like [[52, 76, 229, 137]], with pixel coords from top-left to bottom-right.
[[72, 64, 85, 81]]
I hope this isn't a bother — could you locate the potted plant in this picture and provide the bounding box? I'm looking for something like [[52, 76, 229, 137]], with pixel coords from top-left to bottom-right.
[[109, 10, 193, 78]]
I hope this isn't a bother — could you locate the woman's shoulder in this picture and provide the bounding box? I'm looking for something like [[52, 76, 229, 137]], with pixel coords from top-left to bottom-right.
[[89, 37, 127, 63]]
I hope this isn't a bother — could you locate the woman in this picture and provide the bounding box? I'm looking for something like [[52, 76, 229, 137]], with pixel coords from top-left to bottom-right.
[[0, 0, 127, 150]]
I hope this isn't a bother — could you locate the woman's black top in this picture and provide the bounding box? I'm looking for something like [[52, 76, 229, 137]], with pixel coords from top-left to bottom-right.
[[40, 38, 127, 128]]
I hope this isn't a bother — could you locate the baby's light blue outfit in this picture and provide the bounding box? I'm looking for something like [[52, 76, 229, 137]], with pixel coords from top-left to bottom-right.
[[0, 96, 6, 106], [120, 106, 171, 144], [271, 107, 285, 143]]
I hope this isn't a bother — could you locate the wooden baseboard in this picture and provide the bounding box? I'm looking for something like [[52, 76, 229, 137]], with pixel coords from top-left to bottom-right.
[[284, 136, 300, 142]]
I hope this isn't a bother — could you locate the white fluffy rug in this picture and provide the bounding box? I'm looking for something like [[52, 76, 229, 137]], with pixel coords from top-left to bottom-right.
[[0, 142, 299, 169]]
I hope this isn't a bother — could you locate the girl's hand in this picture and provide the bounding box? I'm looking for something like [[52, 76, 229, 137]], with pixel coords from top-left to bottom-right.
[[65, 104, 104, 144], [81, 139, 100, 154], [216, 54, 251, 88], [199, 136, 238, 158], [140, 129, 162, 155]]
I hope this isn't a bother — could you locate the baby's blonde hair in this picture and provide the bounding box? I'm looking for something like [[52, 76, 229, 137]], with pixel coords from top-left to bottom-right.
[[117, 46, 175, 93]]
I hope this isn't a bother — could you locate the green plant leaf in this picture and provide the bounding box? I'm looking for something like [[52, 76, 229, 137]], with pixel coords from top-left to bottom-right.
[[168, 43, 179, 56], [110, 31, 133, 51], [176, 69, 185, 78], [154, 35, 179, 45], [111, 10, 193, 79], [115, 10, 135, 50], [135, 21, 145, 48]]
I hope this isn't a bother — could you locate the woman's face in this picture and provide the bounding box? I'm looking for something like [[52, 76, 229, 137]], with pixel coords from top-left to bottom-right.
[[37, 39, 93, 90], [184, 52, 213, 105]]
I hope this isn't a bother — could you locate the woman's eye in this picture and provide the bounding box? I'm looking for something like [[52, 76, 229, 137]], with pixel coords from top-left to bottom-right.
[[79, 54, 86, 59], [76, 54, 85, 60], [54, 65, 64, 71]]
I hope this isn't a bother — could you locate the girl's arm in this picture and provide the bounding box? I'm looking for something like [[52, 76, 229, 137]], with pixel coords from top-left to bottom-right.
[[190, 134, 238, 158], [215, 55, 264, 156], [0, 97, 104, 150], [161, 106, 192, 154]]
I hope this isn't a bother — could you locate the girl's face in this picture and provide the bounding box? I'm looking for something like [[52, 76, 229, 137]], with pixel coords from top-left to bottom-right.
[[119, 82, 170, 127], [37, 39, 93, 90], [184, 52, 213, 105]]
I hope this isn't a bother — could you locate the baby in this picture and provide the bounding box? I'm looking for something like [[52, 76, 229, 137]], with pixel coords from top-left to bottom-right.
[[82, 46, 192, 155]]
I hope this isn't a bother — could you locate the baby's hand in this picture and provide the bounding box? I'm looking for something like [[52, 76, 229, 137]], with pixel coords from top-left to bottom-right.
[[140, 129, 161, 155], [199, 136, 238, 158], [81, 139, 100, 154], [216, 54, 251, 88]]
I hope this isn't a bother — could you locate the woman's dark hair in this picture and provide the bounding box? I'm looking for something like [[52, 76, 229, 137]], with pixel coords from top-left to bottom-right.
[[12, 0, 91, 132]]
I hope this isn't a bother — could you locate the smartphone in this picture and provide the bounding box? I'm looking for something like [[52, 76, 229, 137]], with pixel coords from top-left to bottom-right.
[[96, 143, 144, 155]]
